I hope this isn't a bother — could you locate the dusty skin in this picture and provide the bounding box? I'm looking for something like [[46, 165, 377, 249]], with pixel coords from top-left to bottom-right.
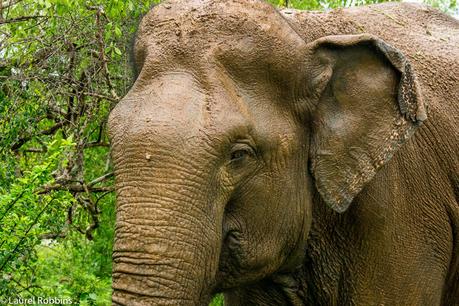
[[108, 0, 458, 305]]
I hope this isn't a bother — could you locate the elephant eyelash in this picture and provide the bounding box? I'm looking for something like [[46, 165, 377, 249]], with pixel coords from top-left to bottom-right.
[[230, 149, 251, 161]]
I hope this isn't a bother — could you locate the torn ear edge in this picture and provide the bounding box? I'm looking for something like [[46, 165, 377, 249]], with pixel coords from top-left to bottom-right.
[[306, 34, 428, 212]]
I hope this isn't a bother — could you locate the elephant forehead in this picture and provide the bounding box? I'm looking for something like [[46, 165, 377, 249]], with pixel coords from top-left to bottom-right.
[[134, 0, 306, 75], [109, 70, 256, 149], [110, 72, 207, 140], [139, 0, 286, 38]]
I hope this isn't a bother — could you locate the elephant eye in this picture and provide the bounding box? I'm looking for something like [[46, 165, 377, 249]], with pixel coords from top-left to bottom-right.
[[231, 150, 249, 161], [229, 143, 255, 163]]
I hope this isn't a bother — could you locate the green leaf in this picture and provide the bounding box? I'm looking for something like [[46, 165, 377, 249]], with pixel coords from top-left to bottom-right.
[[113, 47, 122, 56], [114, 26, 122, 38]]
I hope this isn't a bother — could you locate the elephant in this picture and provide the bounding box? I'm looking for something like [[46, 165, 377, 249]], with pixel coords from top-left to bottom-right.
[[108, 0, 459, 305]]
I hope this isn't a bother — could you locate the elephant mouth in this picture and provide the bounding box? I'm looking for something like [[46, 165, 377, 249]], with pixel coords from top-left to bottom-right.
[[214, 230, 245, 291], [223, 230, 243, 251]]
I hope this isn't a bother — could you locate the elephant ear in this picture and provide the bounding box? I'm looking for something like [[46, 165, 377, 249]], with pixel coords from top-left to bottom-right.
[[307, 34, 427, 213]]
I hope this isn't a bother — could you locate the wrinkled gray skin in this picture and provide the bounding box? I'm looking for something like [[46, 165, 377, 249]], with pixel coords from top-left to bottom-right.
[[108, 0, 459, 305]]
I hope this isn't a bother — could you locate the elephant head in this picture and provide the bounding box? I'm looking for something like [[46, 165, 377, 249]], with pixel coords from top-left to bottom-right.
[[108, 0, 427, 304]]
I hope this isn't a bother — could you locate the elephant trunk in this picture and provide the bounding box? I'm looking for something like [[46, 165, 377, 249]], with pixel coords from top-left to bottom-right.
[[111, 168, 222, 305]]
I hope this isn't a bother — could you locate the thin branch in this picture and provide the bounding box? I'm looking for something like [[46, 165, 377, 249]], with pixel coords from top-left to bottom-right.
[[88, 172, 113, 186], [57, 90, 118, 102], [37, 183, 113, 194], [1, 0, 25, 10], [0, 15, 46, 25], [82, 91, 118, 102], [39, 232, 66, 239], [93, 6, 119, 100], [11, 122, 65, 151], [84, 141, 109, 148], [22, 148, 45, 153], [80, 184, 99, 241]]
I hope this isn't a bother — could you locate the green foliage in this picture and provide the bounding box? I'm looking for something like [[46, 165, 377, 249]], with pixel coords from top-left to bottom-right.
[[32, 229, 114, 305], [424, 0, 458, 14], [0, 0, 456, 305], [0, 0, 156, 303], [210, 294, 224, 306], [0, 136, 74, 295]]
